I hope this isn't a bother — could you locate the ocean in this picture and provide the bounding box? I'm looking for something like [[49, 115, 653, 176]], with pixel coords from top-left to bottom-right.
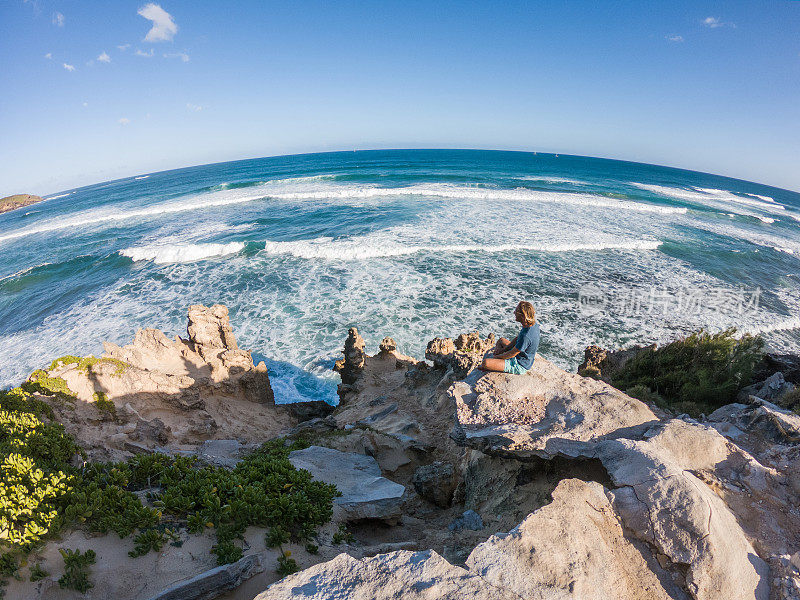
[[1, 149, 799, 404]]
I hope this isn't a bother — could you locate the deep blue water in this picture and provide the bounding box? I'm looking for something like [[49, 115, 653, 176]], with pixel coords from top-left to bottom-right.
[[2, 150, 799, 403]]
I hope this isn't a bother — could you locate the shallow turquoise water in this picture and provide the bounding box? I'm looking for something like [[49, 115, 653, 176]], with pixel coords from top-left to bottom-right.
[[1, 150, 799, 403]]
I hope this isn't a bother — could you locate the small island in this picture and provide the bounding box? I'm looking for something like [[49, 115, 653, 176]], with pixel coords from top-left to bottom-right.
[[0, 193, 44, 214]]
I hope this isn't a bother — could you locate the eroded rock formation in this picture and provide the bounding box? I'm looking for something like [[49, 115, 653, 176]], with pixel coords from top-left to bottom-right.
[[34, 304, 295, 460]]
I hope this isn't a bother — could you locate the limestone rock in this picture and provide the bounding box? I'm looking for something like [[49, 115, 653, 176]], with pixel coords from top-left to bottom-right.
[[334, 327, 367, 387], [448, 509, 483, 532], [467, 478, 685, 599], [255, 550, 521, 600], [147, 552, 265, 600], [594, 421, 770, 600], [425, 331, 495, 378], [737, 371, 795, 403], [578, 343, 655, 382], [33, 304, 292, 461], [257, 479, 684, 600], [412, 461, 457, 508], [450, 356, 658, 459], [187, 304, 238, 352], [379, 337, 397, 354], [288, 446, 405, 522]]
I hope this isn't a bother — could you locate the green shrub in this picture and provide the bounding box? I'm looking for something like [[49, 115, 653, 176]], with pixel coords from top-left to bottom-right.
[[0, 384, 338, 583], [20, 372, 76, 404], [58, 548, 95, 592], [277, 551, 299, 577], [777, 388, 800, 415], [29, 563, 48, 582], [92, 392, 117, 421], [611, 328, 764, 416]]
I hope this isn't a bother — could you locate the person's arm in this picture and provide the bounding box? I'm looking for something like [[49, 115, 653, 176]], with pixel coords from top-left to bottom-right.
[[495, 345, 520, 360], [493, 335, 518, 357]]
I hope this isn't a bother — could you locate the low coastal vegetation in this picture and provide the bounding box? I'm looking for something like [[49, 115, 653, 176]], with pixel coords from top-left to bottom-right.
[[611, 328, 764, 417], [0, 369, 339, 594]]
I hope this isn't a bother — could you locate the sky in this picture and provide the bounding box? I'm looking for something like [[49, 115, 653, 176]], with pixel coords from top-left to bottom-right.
[[1, 1, 799, 196]]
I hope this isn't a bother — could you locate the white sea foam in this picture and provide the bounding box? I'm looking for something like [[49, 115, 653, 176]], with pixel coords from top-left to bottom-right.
[[44, 192, 72, 200], [0, 191, 270, 244], [266, 184, 686, 215], [120, 242, 245, 264], [259, 237, 662, 260], [134, 175, 150, 180], [517, 176, 587, 185], [0, 181, 685, 244], [737, 316, 800, 336], [631, 183, 787, 222]]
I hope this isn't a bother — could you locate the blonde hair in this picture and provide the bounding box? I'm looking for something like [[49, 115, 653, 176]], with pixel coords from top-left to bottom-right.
[[518, 301, 536, 326]]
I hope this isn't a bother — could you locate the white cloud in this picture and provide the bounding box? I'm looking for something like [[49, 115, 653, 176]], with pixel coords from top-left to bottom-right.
[[138, 3, 178, 42], [702, 16, 735, 29], [117, 44, 131, 51], [186, 103, 203, 112], [118, 118, 131, 125], [135, 48, 154, 57], [44, 52, 52, 59], [164, 52, 190, 62], [52, 12, 65, 27], [98, 52, 111, 63], [83, 102, 88, 107], [666, 35, 684, 43], [63, 63, 75, 72]]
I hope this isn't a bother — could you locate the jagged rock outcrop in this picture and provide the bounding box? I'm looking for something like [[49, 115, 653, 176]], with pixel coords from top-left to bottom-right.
[[738, 371, 795, 403], [334, 327, 367, 390], [425, 331, 495, 377], [34, 304, 298, 460], [578, 342, 656, 381]]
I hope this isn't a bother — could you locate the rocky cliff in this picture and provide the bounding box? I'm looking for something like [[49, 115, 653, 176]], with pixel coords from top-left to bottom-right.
[[6, 313, 800, 600]]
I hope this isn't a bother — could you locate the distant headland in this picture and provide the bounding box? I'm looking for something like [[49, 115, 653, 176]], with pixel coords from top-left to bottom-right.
[[0, 193, 43, 214]]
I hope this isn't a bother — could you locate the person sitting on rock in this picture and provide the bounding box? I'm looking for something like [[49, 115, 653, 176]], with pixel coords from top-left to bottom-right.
[[480, 301, 540, 374]]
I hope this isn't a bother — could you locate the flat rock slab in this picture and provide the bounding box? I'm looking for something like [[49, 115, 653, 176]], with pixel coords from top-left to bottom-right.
[[450, 356, 658, 459], [147, 553, 264, 600], [289, 446, 405, 521], [255, 550, 520, 600]]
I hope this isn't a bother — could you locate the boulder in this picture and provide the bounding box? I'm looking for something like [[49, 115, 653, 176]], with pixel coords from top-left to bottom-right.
[[288, 446, 405, 522], [450, 356, 658, 459], [448, 509, 483, 532], [147, 552, 265, 600], [412, 461, 458, 508], [255, 550, 521, 600], [466, 479, 685, 599]]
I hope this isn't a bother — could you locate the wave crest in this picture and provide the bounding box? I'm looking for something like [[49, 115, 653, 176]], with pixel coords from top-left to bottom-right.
[[120, 242, 245, 264]]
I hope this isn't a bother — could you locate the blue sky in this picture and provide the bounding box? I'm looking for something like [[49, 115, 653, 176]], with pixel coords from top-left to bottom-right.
[[1, 1, 799, 195]]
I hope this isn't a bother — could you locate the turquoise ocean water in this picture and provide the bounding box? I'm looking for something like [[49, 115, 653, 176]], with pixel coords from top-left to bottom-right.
[[2, 150, 799, 404]]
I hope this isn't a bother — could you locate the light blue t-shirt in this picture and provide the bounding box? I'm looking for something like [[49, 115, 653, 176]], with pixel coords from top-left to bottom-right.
[[514, 322, 540, 370]]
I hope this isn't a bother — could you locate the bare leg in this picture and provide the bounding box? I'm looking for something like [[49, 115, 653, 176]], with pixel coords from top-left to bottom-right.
[[480, 357, 506, 372]]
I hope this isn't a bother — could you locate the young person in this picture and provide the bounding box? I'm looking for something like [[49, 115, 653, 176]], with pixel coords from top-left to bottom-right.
[[480, 301, 540, 374]]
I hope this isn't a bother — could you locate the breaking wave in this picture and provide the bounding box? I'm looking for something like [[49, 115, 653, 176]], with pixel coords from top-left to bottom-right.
[[120, 242, 245, 264]]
